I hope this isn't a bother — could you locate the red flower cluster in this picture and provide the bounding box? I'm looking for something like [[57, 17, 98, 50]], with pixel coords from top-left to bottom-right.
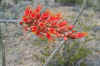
[[19, 5, 87, 40]]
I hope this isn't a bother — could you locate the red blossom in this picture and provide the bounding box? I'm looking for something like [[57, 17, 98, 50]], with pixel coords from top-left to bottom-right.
[[36, 30, 40, 35], [70, 34, 77, 39], [58, 21, 67, 27], [55, 13, 61, 19], [41, 10, 50, 20], [19, 21, 23, 25], [31, 26, 37, 32], [68, 25, 75, 30], [24, 6, 32, 16], [46, 32, 52, 40], [51, 22, 57, 26], [39, 22, 45, 27], [72, 30, 76, 33], [48, 28, 56, 34], [34, 5, 42, 13], [22, 17, 28, 22], [76, 32, 88, 38], [64, 36, 68, 40], [31, 13, 35, 18]]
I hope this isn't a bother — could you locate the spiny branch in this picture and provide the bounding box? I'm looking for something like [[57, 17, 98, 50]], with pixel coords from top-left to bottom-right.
[[73, 0, 87, 25]]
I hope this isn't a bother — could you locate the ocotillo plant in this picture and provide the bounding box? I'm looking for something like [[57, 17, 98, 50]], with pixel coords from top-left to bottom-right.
[[19, 4, 88, 66]]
